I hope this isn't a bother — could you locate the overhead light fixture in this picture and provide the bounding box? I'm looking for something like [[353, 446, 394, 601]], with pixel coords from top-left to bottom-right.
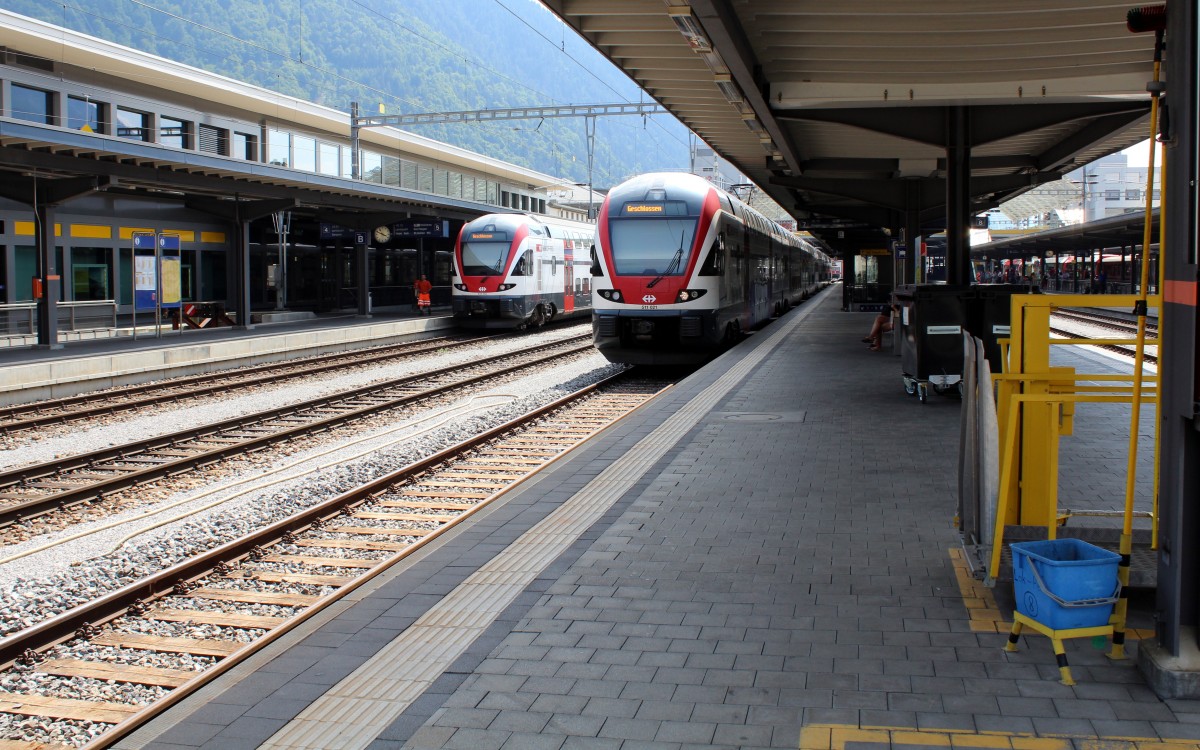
[[667, 5, 713, 53], [713, 73, 741, 103]]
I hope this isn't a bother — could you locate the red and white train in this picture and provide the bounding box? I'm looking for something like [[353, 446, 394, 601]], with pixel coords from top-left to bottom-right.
[[451, 213, 594, 329], [591, 172, 831, 365]]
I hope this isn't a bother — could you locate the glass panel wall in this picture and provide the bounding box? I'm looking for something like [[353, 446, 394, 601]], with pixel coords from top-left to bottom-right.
[[160, 115, 190, 148], [292, 134, 316, 172], [116, 107, 150, 140], [361, 151, 382, 183], [67, 96, 102, 132], [70, 247, 113, 300], [267, 129, 290, 166], [11, 84, 52, 124], [318, 142, 339, 176]]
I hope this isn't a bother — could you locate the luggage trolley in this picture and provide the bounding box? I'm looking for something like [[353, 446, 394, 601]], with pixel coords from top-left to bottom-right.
[[894, 285, 972, 403]]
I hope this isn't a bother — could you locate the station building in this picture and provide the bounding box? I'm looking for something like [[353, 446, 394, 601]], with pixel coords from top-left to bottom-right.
[[0, 10, 578, 320]]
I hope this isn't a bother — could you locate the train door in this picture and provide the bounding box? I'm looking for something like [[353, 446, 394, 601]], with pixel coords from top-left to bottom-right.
[[563, 242, 575, 313]]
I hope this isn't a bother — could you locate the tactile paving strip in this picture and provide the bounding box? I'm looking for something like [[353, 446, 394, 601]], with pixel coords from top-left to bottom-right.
[[260, 305, 825, 750]]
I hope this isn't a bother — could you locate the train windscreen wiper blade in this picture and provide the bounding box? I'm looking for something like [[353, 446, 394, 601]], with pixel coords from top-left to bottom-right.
[[647, 230, 685, 288]]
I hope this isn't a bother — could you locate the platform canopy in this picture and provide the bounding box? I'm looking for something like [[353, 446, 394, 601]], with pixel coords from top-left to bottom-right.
[[543, 1, 1157, 247]]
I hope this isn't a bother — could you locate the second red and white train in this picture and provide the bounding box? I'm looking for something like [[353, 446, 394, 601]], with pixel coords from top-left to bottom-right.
[[590, 172, 832, 365], [451, 213, 594, 329]]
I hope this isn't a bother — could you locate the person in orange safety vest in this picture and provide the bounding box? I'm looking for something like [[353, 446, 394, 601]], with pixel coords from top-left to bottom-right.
[[414, 274, 432, 315]]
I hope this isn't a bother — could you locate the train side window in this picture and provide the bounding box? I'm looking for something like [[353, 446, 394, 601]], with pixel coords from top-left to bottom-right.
[[512, 249, 532, 276], [699, 233, 725, 276]]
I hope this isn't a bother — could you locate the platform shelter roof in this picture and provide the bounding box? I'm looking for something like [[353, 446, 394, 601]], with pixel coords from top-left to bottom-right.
[[543, 1, 1158, 248]]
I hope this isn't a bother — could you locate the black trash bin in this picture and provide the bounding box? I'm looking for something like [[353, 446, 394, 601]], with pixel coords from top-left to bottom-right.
[[894, 284, 973, 402], [971, 284, 1039, 374]]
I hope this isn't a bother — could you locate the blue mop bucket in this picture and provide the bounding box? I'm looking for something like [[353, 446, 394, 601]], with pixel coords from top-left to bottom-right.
[[1011, 539, 1121, 629]]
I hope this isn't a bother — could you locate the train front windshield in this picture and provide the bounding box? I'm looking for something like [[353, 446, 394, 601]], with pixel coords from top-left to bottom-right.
[[460, 236, 512, 277], [608, 217, 697, 276]]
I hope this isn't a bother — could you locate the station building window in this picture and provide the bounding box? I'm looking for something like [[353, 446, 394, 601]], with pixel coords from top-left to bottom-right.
[[159, 116, 191, 149], [70, 247, 114, 301], [198, 123, 228, 155], [318, 141, 339, 176], [116, 107, 151, 140], [1104, 189, 1121, 201], [67, 96, 103, 132], [1126, 188, 1141, 201], [361, 151, 383, 183], [10, 83, 53, 124], [267, 129, 289, 166], [382, 155, 400, 186], [419, 166, 433, 193], [292, 134, 316, 171], [402, 161, 417, 190], [233, 131, 257, 161], [433, 169, 448, 196]]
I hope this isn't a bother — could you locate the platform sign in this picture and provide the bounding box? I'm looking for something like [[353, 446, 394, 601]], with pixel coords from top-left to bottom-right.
[[393, 219, 449, 238], [133, 233, 158, 311], [158, 234, 181, 308]]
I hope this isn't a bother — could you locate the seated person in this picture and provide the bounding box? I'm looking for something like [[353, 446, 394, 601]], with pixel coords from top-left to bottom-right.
[[862, 306, 895, 351]]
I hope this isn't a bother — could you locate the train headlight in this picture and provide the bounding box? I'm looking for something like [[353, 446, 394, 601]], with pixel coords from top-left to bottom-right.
[[676, 289, 707, 303], [453, 283, 467, 291], [598, 289, 622, 301], [497, 283, 516, 291]]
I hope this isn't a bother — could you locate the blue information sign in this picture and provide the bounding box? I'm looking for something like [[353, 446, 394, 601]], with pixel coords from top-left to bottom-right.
[[133, 233, 158, 311]]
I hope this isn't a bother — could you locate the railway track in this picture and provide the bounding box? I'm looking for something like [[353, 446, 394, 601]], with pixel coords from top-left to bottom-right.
[[0, 372, 669, 750], [0, 334, 593, 531], [0, 329, 557, 435], [1050, 308, 1158, 364]]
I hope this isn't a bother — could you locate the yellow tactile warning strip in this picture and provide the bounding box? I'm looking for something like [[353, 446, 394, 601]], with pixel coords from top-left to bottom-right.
[[948, 548, 1154, 640], [798, 723, 1200, 750], [259, 300, 826, 750], [950, 548, 1009, 633]]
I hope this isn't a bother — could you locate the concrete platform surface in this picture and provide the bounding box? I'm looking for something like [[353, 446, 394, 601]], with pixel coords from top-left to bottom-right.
[[113, 288, 1199, 750]]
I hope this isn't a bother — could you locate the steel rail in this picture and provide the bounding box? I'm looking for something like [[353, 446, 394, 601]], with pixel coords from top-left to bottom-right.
[[0, 334, 485, 430], [0, 370, 636, 685], [0, 335, 592, 529]]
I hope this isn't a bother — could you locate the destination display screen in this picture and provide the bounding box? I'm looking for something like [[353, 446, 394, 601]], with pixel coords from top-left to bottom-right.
[[468, 231, 508, 241], [621, 201, 688, 216]]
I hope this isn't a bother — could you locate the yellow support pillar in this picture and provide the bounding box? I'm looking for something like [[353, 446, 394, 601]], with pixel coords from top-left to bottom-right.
[[1015, 302, 1057, 527]]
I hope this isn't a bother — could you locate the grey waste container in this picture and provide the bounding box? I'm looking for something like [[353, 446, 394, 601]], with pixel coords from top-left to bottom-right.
[[894, 284, 973, 402], [972, 284, 1039, 374]]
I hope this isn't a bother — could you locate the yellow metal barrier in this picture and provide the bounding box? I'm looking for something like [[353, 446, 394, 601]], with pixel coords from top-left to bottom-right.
[[987, 293, 1160, 583]]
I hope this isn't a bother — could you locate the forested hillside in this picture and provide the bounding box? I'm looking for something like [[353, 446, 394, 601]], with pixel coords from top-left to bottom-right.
[[2, 0, 693, 186]]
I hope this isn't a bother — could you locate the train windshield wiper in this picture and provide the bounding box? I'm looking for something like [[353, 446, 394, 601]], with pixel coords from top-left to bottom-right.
[[647, 230, 685, 288]]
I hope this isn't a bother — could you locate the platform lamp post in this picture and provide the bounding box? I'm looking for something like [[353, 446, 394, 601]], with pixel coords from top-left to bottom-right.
[[272, 210, 291, 311]]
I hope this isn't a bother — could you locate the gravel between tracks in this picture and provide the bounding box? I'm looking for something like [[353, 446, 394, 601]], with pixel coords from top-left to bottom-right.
[[0, 334, 620, 636]]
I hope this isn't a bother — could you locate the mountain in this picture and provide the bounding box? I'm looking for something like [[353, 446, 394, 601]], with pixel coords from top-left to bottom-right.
[[2, 0, 693, 187]]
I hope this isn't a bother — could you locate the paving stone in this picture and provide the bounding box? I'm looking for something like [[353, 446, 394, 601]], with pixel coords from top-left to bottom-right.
[[129, 303, 1181, 750]]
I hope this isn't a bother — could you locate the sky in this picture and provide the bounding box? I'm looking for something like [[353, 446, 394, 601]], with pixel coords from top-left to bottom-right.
[[1122, 139, 1158, 168]]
